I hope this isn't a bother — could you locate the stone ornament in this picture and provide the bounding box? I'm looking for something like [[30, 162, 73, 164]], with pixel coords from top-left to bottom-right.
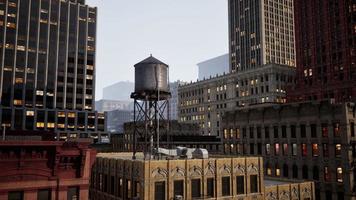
[[152, 168, 168, 178]]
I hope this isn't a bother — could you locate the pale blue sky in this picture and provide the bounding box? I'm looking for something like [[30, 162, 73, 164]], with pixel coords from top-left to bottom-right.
[[87, 0, 228, 99]]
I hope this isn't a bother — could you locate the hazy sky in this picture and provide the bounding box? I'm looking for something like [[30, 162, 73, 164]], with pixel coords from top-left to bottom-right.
[[86, 0, 228, 99]]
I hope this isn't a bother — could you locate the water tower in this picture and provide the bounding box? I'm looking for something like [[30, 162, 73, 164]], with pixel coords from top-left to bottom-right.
[[130, 55, 171, 160]]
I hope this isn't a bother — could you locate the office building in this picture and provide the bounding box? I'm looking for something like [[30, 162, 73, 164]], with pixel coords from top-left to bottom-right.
[[197, 54, 229, 80], [228, 0, 295, 72], [221, 100, 356, 199], [107, 109, 133, 133], [169, 81, 186, 120], [0, 0, 107, 140], [102, 81, 134, 101], [90, 153, 315, 200], [0, 134, 96, 200], [287, 0, 356, 102], [179, 64, 295, 136], [95, 99, 133, 112]]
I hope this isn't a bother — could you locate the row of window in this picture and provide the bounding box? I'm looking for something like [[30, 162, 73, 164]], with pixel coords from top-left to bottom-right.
[[6, 187, 78, 200], [223, 122, 352, 140]]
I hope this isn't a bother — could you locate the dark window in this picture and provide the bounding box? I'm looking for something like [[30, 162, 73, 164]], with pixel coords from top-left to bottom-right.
[[311, 124, 317, 138], [283, 164, 289, 177], [264, 127, 270, 138], [351, 122, 355, 137], [291, 125, 296, 138], [313, 166, 319, 180], [221, 177, 230, 196], [155, 181, 165, 200], [273, 126, 278, 138], [206, 178, 214, 197], [249, 127, 254, 138], [250, 143, 254, 155], [250, 175, 258, 193], [257, 127, 261, 138], [282, 125, 287, 138], [322, 123, 328, 137], [301, 124, 306, 138], [37, 189, 51, 200], [302, 165, 308, 179], [67, 187, 79, 200], [191, 179, 201, 198], [292, 165, 298, 178], [236, 176, 245, 194], [174, 180, 184, 197], [8, 191, 23, 200]]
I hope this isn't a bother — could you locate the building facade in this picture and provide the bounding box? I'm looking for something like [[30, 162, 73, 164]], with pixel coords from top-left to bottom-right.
[[0, 138, 96, 200], [90, 153, 315, 200], [169, 81, 186, 120], [107, 109, 133, 133], [122, 121, 222, 153], [221, 100, 356, 200], [287, 0, 356, 102], [179, 64, 295, 136], [95, 99, 133, 112], [0, 0, 107, 140], [197, 54, 229, 80], [228, 0, 295, 72]]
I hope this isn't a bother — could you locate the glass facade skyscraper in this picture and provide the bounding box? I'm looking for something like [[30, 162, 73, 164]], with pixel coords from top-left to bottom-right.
[[0, 0, 107, 141]]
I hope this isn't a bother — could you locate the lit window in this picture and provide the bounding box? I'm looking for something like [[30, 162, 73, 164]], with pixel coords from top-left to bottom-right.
[[283, 143, 288, 155], [36, 122, 45, 128], [68, 112, 76, 118], [26, 111, 34, 116], [47, 123, 55, 128], [36, 90, 44, 96], [267, 166, 272, 175], [13, 99, 23, 105], [6, 22, 16, 28], [87, 65, 94, 70], [335, 144, 341, 156], [312, 144, 319, 157], [88, 36, 94, 41], [86, 75, 93, 80], [334, 123, 341, 136], [336, 167, 343, 183], [15, 78, 23, 83], [266, 144, 271, 155], [8, 2, 17, 7], [58, 112, 66, 117], [275, 143, 280, 155], [87, 45, 95, 51], [57, 124, 65, 128], [275, 165, 280, 176], [302, 143, 307, 156]]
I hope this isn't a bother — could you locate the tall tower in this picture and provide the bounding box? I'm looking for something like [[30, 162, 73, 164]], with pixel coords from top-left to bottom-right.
[[131, 55, 171, 159], [288, 0, 356, 102], [228, 0, 295, 72], [0, 0, 107, 141]]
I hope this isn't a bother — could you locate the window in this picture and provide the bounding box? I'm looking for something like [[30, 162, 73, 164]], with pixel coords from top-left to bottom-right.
[[174, 180, 184, 197], [273, 126, 278, 138], [67, 187, 79, 200], [291, 125, 296, 138], [322, 123, 328, 137], [8, 191, 23, 200], [301, 124, 306, 138], [155, 181, 165, 200], [221, 177, 230, 196], [266, 144, 271, 155], [282, 125, 287, 138], [206, 178, 214, 197], [335, 144, 341, 157], [351, 122, 355, 137], [337, 167, 343, 183], [236, 176, 245, 194], [191, 179, 201, 198], [324, 167, 331, 181], [283, 164, 289, 177], [264, 127, 270, 138], [313, 166, 319, 180], [38, 189, 51, 200], [283, 143, 288, 155], [249, 127, 254, 138], [302, 144, 307, 157], [275, 143, 280, 155], [292, 165, 298, 178], [334, 123, 341, 136], [302, 165, 308, 179], [266, 163, 272, 175], [250, 175, 258, 193], [26, 111, 34, 116], [292, 143, 297, 156], [323, 144, 329, 157], [275, 164, 281, 176], [312, 144, 319, 157], [311, 124, 317, 138]]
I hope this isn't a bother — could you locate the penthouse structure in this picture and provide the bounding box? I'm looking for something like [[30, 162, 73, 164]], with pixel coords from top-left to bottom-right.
[[221, 100, 356, 199], [228, 0, 295, 72], [0, 0, 107, 141]]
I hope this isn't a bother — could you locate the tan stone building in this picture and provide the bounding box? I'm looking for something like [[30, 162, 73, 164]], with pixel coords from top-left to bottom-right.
[[221, 100, 356, 200], [90, 153, 314, 200]]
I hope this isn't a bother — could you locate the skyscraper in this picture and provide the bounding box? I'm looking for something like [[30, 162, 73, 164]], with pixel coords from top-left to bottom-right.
[[228, 0, 295, 72], [288, 0, 356, 102], [0, 0, 107, 141]]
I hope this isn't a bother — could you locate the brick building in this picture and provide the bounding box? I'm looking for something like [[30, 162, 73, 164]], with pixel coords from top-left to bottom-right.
[[221, 100, 356, 199], [287, 0, 356, 102], [0, 137, 96, 200]]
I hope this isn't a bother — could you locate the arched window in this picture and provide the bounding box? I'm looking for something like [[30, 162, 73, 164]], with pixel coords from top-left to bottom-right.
[[275, 164, 281, 176], [283, 164, 289, 178], [313, 166, 319, 180], [302, 165, 308, 179], [292, 164, 298, 178]]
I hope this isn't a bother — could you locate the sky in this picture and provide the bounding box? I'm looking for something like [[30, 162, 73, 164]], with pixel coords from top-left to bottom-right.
[[86, 0, 228, 100]]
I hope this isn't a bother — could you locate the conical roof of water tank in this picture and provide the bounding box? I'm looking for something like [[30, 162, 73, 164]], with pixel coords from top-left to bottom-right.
[[134, 55, 168, 67]]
